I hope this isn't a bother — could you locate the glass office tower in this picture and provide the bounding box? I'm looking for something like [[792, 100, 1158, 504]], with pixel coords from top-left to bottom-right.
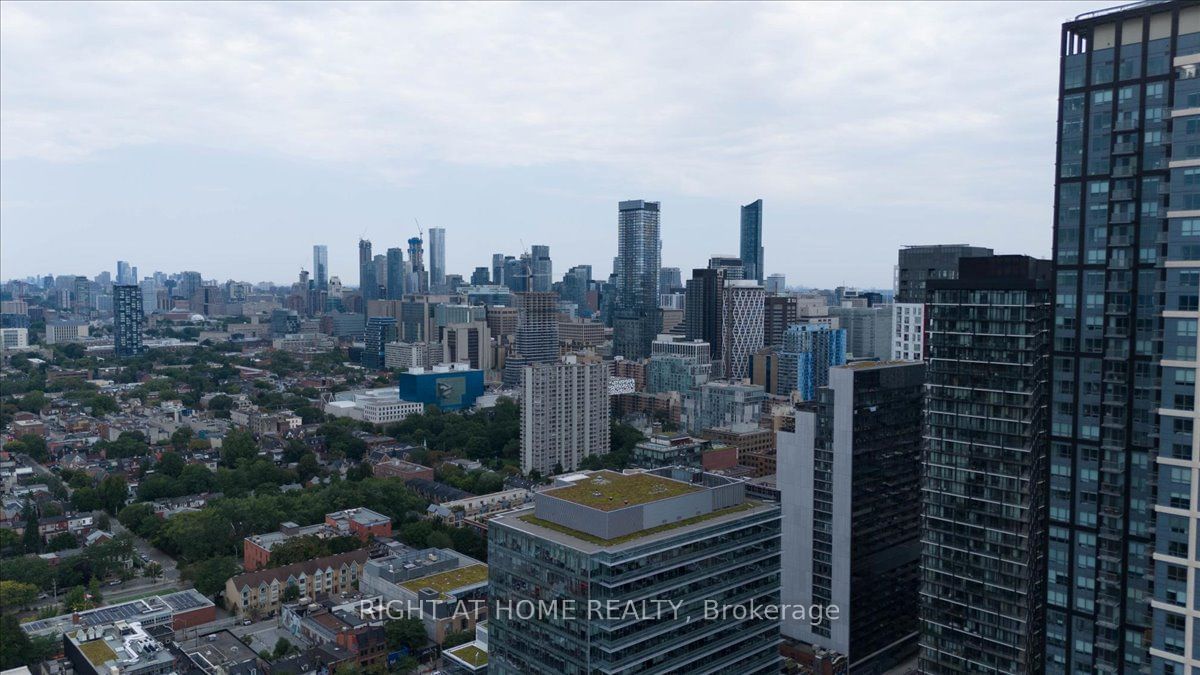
[[1054, 3, 1200, 673], [740, 199, 764, 284], [613, 200, 661, 359], [313, 244, 328, 290], [429, 227, 446, 290], [919, 255, 1051, 674]]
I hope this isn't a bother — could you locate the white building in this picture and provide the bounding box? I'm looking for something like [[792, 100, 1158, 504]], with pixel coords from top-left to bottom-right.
[[721, 280, 764, 380], [324, 388, 423, 425], [891, 302, 925, 361], [520, 354, 610, 475], [0, 327, 29, 350], [385, 341, 437, 370], [44, 321, 89, 344]]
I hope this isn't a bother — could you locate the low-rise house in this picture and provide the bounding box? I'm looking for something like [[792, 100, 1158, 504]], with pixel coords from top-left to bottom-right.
[[224, 550, 370, 618], [371, 459, 434, 482], [243, 508, 391, 570], [358, 547, 488, 644], [426, 489, 533, 533], [281, 599, 387, 670]]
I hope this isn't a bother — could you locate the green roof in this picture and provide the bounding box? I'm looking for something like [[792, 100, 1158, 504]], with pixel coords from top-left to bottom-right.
[[519, 502, 756, 546], [542, 471, 701, 511], [79, 640, 118, 666], [400, 564, 488, 596], [447, 643, 488, 668]]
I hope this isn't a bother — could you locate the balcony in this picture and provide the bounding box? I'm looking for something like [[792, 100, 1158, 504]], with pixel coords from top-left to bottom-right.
[[1109, 212, 1136, 225], [1113, 142, 1138, 155], [1115, 117, 1141, 132], [1113, 164, 1138, 178]]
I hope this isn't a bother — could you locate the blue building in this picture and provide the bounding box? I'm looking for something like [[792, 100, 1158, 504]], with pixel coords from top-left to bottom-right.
[[779, 323, 846, 401], [397, 363, 484, 411]]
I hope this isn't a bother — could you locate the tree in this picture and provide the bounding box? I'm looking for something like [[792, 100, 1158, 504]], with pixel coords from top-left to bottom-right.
[[282, 584, 300, 603], [0, 580, 38, 609], [71, 487, 101, 512], [273, 637, 293, 659], [385, 617, 428, 652], [20, 501, 40, 554], [143, 562, 164, 580], [47, 531, 78, 552], [221, 429, 259, 467], [170, 427, 195, 452], [0, 613, 58, 669], [96, 512, 111, 531], [16, 391, 49, 414], [99, 474, 129, 515], [62, 585, 91, 612], [179, 463, 216, 494], [14, 433, 50, 462], [157, 451, 186, 477], [87, 394, 120, 415], [346, 462, 372, 481], [207, 394, 234, 412], [441, 631, 473, 649], [0, 528, 20, 555], [118, 503, 160, 539], [182, 557, 238, 596], [0, 556, 53, 590], [296, 452, 320, 482]]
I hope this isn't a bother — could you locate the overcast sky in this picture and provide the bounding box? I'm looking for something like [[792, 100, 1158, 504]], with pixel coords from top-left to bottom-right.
[[1, 1, 1103, 288]]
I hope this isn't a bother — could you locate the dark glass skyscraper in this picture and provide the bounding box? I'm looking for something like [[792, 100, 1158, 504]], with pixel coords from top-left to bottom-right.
[[362, 316, 395, 370], [113, 284, 144, 357], [313, 244, 328, 290], [1053, 4, 1200, 673], [613, 200, 661, 358], [740, 199, 764, 284], [358, 238, 377, 303], [428, 227, 446, 290], [919, 255, 1051, 674], [386, 247, 405, 300], [779, 361, 924, 672], [530, 244, 552, 292]]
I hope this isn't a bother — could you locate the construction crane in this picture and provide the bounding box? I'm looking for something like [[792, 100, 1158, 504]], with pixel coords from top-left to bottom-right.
[[414, 218, 423, 240]]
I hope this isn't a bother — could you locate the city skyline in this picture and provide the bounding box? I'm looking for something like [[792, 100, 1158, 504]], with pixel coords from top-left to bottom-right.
[[0, 2, 1102, 286]]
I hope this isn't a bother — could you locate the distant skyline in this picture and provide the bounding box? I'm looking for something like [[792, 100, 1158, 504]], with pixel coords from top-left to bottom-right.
[[1, 2, 1101, 287]]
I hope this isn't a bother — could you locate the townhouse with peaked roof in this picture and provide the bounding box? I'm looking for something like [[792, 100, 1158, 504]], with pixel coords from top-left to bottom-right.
[[224, 549, 369, 618]]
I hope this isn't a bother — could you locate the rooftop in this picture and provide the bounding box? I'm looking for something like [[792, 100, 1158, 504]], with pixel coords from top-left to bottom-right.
[[542, 470, 701, 511], [518, 501, 756, 546], [400, 563, 488, 596], [78, 639, 117, 666], [446, 643, 488, 668]]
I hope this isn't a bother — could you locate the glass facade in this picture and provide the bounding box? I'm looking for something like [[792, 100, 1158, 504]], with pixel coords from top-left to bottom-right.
[[740, 199, 764, 284], [359, 238, 377, 303], [778, 323, 847, 401], [488, 506, 782, 674], [614, 200, 662, 359], [312, 245, 328, 290], [1054, 5, 1200, 673], [919, 256, 1051, 673]]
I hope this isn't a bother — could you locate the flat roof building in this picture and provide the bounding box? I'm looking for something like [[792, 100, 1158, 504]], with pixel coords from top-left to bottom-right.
[[488, 467, 781, 674]]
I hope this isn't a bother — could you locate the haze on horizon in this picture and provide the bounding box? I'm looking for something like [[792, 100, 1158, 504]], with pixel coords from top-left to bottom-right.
[[0, 1, 1101, 288]]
